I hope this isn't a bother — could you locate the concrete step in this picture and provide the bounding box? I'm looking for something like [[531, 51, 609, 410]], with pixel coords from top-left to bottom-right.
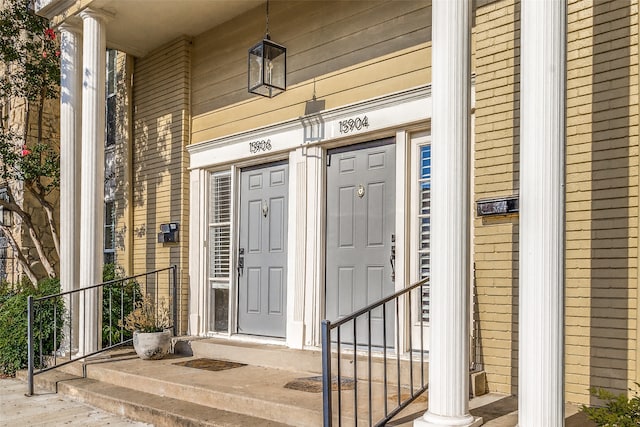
[[26, 368, 292, 427], [78, 352, 327, 426], [21, 341, 429, 427], [182, 336, 429, 385], [46, 347, 427, 426]]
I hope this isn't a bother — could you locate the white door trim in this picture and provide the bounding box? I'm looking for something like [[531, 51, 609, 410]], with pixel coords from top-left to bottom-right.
[[187, 85, 444, 346]]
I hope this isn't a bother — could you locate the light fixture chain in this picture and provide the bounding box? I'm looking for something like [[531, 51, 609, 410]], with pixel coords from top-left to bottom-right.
[[265, 0, 270, 38]]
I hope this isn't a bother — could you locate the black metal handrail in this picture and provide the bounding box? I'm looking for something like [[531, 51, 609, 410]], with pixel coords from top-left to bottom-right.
[[322, 278, 429, 427], [27, 265, 178, 396]]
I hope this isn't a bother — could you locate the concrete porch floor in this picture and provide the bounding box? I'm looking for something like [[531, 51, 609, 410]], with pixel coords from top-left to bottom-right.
[[12, 337, 593, 426]]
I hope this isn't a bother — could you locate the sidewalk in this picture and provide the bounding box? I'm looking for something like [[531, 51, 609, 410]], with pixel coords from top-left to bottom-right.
[[0, 378, 149, 427]]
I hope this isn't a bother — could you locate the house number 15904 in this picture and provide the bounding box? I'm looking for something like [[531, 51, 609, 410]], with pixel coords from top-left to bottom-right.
[[339, 116, 369, 134]]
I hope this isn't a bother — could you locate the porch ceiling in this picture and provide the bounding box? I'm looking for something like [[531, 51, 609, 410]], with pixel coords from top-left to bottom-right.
[[55, 0, 264, 57]]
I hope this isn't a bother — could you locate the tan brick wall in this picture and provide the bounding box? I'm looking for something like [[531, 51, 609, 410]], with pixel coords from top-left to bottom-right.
[[473, 0, 640, 404], [132, 37, 191, 334], [565, 0, 639, 403], [473, 0, 520, 396]]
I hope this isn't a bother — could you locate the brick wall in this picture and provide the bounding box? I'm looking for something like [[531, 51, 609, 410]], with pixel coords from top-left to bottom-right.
[[565, 0, 639, 403], [473, 0, 520, 396], [473, 0, 640, 404]]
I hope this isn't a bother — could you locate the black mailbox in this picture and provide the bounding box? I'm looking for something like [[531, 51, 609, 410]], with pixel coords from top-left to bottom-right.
[[476, 196, 519, 217], [158, 223, 179, 243]]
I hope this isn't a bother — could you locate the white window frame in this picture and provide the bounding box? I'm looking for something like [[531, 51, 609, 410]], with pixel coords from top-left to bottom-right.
[[208, 170, 232, 333], [409, 131, 431, 352]]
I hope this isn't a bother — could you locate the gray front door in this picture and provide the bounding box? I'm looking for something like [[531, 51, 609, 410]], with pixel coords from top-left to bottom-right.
[[238, 161, 288, 337], [326, 139, 396, 347]]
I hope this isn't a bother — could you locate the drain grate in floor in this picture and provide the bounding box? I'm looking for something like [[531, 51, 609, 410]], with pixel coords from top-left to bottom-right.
[[284, 375, 355, 393], [173, 358, 247, 372]]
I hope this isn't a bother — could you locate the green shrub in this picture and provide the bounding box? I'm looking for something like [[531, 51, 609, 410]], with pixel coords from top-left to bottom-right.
[[0, 278, 64, 376], [581, 384, 640, 426], [101, 264, 141, 347]]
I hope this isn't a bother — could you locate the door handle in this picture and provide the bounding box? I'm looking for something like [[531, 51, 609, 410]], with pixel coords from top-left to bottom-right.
[[390, 234, 396, 282]]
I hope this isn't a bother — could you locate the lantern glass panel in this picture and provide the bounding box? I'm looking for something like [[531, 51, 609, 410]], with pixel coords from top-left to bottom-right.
[[248, 43, 264, 91], [248, 39, 286, 98], [263, 42, 285, 90]]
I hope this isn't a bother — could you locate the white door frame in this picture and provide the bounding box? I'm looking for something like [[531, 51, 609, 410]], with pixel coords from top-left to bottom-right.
[[187, 86, 436, 349]]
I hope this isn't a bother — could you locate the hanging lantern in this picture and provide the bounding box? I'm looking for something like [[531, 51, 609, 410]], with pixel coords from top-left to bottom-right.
[[248, 0, 286, 98]]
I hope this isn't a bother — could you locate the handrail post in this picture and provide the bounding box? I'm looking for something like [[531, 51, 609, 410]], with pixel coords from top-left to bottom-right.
[[27, 295, 34, 396], [172, 265, 178, 336], [321, 320, 332, 427]]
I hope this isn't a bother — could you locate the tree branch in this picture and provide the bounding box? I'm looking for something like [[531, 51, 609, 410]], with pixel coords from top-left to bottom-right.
[[25, 182, 59, 258], [0, 197, 55, 278]]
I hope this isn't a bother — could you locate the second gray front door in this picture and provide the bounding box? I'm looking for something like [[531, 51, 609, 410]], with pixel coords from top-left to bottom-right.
[[326, 139, 396, 347], [237, 161, 288, 338]]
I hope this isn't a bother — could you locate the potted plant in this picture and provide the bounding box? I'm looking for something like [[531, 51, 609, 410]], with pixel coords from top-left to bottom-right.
[[121, 295, 172, 360]]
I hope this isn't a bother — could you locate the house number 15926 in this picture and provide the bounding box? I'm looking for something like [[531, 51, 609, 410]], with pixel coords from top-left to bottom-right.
[[339, 116, 369, 134], [249, 139, 272, 153]]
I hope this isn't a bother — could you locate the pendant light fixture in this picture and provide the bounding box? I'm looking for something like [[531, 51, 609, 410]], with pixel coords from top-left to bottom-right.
[[248, 0, 287, 98]]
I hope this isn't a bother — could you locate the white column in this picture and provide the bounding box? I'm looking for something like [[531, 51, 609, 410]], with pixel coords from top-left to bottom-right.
[[415, 1, 480, 426], [286, 148, 307, 349], [59, 22, 82, 354], [518, 0, 566, 425], [78, 9, 107, 356]]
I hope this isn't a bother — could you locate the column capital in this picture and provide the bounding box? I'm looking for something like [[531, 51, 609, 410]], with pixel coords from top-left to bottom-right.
[[78, 7, 114, 23], [58, 18, 82, 34]]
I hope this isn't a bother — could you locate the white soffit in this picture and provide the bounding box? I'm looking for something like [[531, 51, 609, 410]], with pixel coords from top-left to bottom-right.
[[79, 0, 263, 57]]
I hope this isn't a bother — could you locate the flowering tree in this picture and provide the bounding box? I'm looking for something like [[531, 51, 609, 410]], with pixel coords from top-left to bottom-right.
[[0, 0, 60, 283]]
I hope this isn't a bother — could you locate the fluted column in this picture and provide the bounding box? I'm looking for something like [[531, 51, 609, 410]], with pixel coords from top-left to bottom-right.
[[78, 9, 107, 356], [415, 1, 479, 426], [518, 0, 566, 425], [59, 22, 82, 354]]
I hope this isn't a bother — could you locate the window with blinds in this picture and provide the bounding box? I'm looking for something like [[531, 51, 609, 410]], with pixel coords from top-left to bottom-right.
[[209, 173, 231, 279], [418, 145, 431, 322], [209, 172, 231, 332]]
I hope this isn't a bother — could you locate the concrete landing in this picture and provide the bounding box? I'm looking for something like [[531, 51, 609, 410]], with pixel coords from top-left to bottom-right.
[[19, 338, 431, 426], [14, 337, 595, 427]]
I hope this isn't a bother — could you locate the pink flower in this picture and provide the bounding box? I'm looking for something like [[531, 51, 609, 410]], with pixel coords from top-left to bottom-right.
[[55, 50, 60, 57], [42, 51, 47, 58], [21, 146, 31, 157]]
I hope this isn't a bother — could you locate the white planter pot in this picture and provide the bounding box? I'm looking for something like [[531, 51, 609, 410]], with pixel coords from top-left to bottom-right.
[[132, 330, 171, 360]]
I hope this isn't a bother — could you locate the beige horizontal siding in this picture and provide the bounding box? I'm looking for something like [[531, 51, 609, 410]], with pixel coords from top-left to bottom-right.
[[133, 37, 191, 334], [190, 0, 431, 144], [113, 51, 133, 273]]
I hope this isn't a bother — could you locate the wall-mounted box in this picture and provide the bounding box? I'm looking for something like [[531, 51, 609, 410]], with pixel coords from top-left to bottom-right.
[[158, 223, 179, 243], [476, 196, 519, 217]]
